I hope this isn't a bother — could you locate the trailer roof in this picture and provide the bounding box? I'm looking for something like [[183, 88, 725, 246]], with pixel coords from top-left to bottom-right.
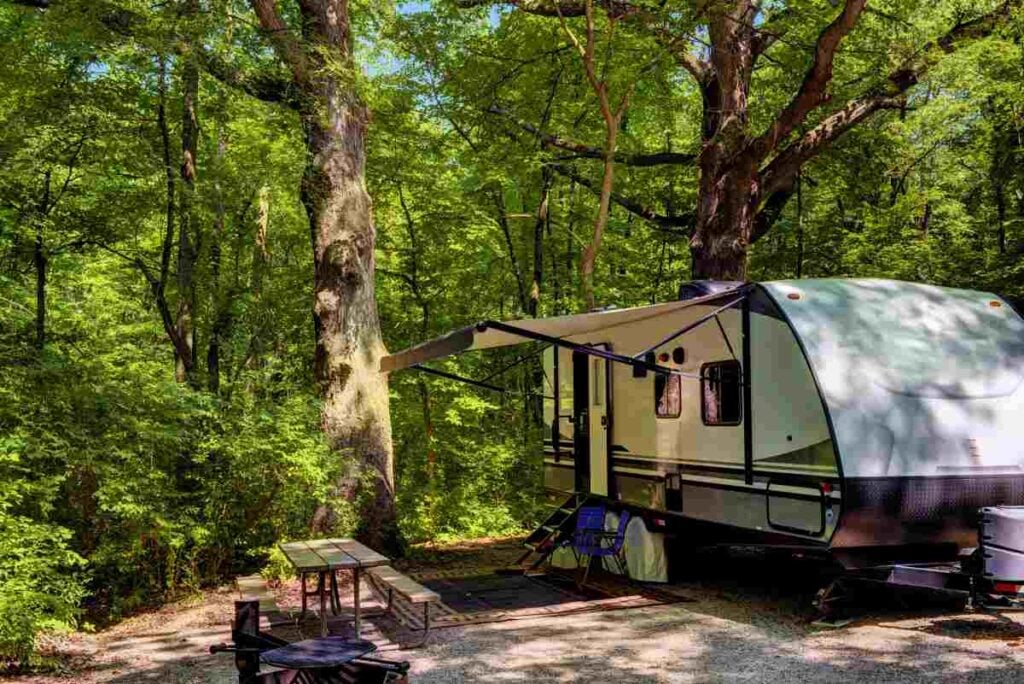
[[764, 279, 1024, 477], [379, 286, 745, 372]]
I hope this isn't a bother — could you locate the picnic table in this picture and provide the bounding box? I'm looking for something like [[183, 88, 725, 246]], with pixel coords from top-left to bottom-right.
[[278, 538, 389, 638]]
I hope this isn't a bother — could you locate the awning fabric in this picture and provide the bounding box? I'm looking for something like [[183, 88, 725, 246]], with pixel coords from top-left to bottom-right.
[[379, 287, 745, 373]]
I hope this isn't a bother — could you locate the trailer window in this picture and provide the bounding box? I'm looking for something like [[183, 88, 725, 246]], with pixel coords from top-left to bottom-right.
[[655, 373, 681, 418], [702, 360, 742, 425]]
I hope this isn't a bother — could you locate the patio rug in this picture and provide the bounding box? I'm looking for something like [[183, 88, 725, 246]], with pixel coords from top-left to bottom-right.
[[366, 568, 689, 633]]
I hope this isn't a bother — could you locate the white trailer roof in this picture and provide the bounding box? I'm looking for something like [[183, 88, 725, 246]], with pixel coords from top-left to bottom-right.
[[379, 287, 744, 372], [765, 279, 1024, 477]]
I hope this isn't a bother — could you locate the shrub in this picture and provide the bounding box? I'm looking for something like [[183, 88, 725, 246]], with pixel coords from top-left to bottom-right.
[[0, 439, 85, 668]]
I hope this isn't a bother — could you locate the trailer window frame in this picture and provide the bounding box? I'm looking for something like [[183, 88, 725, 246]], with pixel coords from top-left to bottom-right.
[[701, 360, 743, 426], [654, 372, 682, 419]]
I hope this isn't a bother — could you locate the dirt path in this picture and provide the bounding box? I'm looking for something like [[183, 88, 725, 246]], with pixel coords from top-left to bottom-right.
[[8, 541, 1024, 683], [11, 589, 239, 684]]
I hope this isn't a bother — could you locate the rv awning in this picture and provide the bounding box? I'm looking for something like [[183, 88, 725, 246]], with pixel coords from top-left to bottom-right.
[[380, 287, 746, 373]]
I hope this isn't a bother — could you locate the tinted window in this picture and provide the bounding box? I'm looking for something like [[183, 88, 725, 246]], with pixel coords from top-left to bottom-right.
[[655, 373, 681, 418], [702, 360, 742, 425]]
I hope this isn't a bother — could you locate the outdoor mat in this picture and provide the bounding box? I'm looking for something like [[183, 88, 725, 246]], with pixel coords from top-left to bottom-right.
[[366, 569, 689, 633]]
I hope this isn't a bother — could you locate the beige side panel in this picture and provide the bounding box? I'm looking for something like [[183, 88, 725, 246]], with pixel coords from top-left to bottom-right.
[[567, 305, 744, 465]]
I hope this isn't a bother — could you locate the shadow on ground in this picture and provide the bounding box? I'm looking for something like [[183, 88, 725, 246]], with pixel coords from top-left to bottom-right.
[[15, 538, 1024, 683]]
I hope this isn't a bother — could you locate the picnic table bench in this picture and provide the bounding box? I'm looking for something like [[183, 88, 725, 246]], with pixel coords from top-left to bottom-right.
[[367, 565, 441, 643]]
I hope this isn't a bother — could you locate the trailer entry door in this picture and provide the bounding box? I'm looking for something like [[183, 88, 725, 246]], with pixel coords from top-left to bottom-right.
[[573, 346, 611, 496], [572, 351, 591, 492], [589, 348, 610, 496]]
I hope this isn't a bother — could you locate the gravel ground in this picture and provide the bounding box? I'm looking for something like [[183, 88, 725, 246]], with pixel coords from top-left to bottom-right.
[[8, 542, 1024, 683], [408, 601, 1024, 683]]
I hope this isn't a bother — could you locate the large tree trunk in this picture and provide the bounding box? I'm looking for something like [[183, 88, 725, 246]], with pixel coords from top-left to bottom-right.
[[690, 160, 758, 280], [301, 90, 398, 553], [688, 1, 756, 281]]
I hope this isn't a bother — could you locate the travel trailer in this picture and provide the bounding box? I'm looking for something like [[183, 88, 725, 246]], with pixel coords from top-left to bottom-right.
[[381, 279, 1024, 576]]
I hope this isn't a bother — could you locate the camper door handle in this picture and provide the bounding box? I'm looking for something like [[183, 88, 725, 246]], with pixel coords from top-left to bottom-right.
[[600, 416, 608, 428]]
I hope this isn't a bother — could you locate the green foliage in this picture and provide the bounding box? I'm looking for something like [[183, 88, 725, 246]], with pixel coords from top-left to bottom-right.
[[3, 0, 1024, 670], [0, 439, 86, 668], [259, 546, 294, 584]]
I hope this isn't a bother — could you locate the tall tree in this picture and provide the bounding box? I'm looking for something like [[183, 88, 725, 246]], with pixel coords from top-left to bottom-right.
[[175, 0, 200, 384], [458, 0, 1020, 279], [557, 0, 633, 309], [201, 0, 399, 550]]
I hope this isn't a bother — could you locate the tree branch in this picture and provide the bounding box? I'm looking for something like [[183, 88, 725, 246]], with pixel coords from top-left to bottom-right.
[[454, 0, 639, 19], [625, 10, 709, 84], [195, 46, 301, 108], [488, 105, 695, 166], [751, 0, 867, 160], [888, 1, 1017, 92], [456, 0, 709, 84], [88, 240, 195, 368], [248, 0, 309, 86], [760, 94, 903, 198], [548, 163, 691, 233], [759, 1, 1020, 202], [751, 186, 797, 244]]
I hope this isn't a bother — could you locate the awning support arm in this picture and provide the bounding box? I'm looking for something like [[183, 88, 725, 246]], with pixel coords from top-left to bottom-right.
[[478, 320, 683, 376], [412, 364, 506, 393], [632, 291, 750, 360], [411, 364, 555, 400], [714, 314, 738, 361], [478, 343, 551, 383]]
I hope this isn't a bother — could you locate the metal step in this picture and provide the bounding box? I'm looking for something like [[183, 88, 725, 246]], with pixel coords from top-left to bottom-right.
[[515, 492, 587, 569]]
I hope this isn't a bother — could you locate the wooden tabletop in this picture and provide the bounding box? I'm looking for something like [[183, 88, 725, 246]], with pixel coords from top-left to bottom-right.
[[279, 538, 389, 573]]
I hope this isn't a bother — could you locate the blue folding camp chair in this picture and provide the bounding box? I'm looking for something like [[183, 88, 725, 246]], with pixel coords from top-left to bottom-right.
[[564, 505, 631, 585]]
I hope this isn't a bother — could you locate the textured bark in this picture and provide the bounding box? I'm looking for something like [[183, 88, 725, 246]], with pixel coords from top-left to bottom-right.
[[207, 115, 228, 394], [559, 0, 630, 309], [187, 0, 400, 550], [261, 0, 396, 553], [530, 168, 550, 317], [494, 189, 529, 313], [471, 0, 1015, 280], [34, 170, 51, 350], [302, 92, 397, 550], [176, 8, 200, 384]]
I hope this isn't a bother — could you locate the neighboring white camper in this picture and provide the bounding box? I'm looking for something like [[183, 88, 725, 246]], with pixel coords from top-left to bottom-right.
[[381, 279, 1024, 569]]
